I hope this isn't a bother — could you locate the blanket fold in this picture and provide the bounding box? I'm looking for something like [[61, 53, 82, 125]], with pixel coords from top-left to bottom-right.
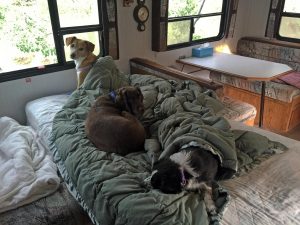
[[0, 117, 60, 213]]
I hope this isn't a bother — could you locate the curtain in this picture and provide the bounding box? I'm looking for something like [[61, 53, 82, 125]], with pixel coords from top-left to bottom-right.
[[265, 0, 280, 38], [225, 0, 239, 38], [103, 0, 119, 59], [152, 0, 168, 51]]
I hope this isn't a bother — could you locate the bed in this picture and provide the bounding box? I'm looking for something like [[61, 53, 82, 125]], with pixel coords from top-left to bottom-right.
[[50, 56, 299, 225], [1, 56, 299, 225]]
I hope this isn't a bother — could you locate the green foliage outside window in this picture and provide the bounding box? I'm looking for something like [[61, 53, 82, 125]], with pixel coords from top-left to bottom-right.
[[168, 0, 200, 17], [167, 20, 191, 45], [0, 0, 105, 79], [278, 0, 300, 40], [0, 0, 56, 68], [167, 0, 206, 45], [0, 6, 7, 30], [12, 14, 56, 58]]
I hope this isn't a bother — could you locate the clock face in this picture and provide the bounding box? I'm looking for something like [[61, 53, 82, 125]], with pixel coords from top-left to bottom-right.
[[138, 6, 149, 22], [133, 3, 149, 31]]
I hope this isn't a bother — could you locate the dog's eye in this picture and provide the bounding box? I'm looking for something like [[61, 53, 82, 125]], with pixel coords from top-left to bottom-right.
[[70, 44, 75, 48], [79, 48, 84, 51]]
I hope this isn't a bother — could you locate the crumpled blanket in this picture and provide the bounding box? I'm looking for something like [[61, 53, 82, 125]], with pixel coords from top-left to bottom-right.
[[155, 112, 237, 178], [133, 74, 286, 178], [50, 56, 287, 225], [0, 117, 60, 213]]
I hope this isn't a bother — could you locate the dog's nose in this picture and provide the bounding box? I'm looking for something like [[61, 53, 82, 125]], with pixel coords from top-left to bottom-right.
[[70, 53, 76, 59]]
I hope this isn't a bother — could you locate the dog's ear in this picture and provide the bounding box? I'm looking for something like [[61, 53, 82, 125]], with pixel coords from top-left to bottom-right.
[[152, 159, 165, 170], [118, 87, 127, 96], [150, 172, 161, 188], [65, 36, 77, 46], [136, 87, 143, 100], [85, 41, 95, 52], [115, 87, 126, 104]]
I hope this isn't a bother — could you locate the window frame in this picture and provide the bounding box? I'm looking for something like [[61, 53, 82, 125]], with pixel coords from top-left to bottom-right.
[[275, 0, 300, 43], [0, 0, 105, 83], [152, 0, 229, 52]]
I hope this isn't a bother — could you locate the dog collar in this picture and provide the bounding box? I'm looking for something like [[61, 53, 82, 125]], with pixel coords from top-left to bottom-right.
[[108, 89, 134, 115], [180, 168, 187, 187], [109, 90, 117, 102]]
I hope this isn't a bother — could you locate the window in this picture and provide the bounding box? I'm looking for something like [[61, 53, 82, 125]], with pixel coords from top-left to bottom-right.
[[152, 0, 229, 51], [277, 0, 300, 42], [0, 0, 118, 82]]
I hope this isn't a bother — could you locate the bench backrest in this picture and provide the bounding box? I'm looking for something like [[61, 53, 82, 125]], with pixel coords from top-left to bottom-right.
[[237, 37, 300, 72]]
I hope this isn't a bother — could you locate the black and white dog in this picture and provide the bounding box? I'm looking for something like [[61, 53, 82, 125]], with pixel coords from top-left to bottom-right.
[[150, 146, 220, 214]]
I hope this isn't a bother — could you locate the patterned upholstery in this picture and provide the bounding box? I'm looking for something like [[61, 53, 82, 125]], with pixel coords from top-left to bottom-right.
[[237, 37, 300, 72], [218, 96, 257, 123], [210, 72, 300, 103]]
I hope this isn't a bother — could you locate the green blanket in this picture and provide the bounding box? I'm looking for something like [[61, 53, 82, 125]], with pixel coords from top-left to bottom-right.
[[51, 56, 287, 225]]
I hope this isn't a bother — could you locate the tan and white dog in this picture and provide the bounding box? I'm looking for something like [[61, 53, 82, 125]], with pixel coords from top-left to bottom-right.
[[65, 36, 98, 88]]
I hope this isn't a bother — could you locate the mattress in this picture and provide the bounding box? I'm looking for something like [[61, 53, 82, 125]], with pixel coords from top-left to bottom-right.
[[25, 94, 70, 147], [23, 92, 300, 225], [222, 121, 300, 225]]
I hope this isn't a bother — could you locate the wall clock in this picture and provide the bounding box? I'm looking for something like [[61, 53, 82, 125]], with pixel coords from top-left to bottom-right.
[[133, 0, 149, 31]]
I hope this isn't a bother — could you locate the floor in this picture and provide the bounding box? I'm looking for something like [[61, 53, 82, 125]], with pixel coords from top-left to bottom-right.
[[261, 124, 300, 141], [282, 124, 300, 141]]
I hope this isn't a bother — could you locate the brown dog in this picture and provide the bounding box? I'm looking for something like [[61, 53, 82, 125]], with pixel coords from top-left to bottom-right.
[[85, 86, 146, 155], [65, 36, 97, 88]]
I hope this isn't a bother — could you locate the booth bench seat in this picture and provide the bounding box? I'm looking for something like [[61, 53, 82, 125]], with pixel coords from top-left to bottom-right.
[[213, 37, 300, 133], [166, 37, 300, 133], [237, 36, 300, 72]]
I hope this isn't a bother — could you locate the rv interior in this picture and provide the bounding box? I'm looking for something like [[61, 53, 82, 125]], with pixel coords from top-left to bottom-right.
[[0, 0, 299, 225]]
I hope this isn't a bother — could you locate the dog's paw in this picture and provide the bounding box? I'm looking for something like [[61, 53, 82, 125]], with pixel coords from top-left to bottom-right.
[[121, 111, 130, 117], [203, 190, 217, 215], [144, 138, 161, 153], [206, 203, 217, 215], [121, 111, 136, 120]]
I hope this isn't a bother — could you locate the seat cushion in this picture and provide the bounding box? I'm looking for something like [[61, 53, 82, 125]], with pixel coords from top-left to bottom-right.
[[210, 72, 300, 103], [217, 96, 257, 124], [277, 71, 300, 89]]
